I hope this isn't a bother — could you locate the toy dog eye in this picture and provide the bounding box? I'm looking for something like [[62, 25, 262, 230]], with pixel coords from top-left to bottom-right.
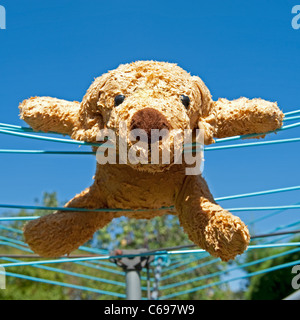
[[114, 95, 125, 106], [180, 95, 190, 109]]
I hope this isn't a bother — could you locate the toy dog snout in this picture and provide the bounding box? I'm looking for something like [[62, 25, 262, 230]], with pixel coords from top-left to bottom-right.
[[130, 108, 171, 144]]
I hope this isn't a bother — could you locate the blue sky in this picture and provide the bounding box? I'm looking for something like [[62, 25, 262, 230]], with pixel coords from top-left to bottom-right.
[[0, 0, 300, 237]]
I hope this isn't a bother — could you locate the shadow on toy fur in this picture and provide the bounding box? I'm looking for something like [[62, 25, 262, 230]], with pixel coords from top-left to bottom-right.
[[19, 61, 284, 261]]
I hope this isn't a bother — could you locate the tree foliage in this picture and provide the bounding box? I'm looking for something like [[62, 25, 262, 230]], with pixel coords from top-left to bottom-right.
[[244, 237, 300, 300]]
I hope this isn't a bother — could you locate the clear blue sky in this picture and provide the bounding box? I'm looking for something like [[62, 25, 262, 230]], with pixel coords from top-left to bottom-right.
[[0, 0, 300, 236]]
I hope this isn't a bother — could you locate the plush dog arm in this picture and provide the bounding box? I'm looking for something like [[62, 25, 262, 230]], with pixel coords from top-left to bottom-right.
[[19, 97, 80, 135], [206, 97, 284, 140], [176, 175, 250, 261]]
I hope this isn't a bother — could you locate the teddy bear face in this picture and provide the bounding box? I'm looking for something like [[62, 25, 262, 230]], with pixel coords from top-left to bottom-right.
[[72, 61, 213, 172]]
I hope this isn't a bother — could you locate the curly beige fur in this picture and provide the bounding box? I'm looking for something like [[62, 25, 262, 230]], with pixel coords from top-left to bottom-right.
[[19, 61, 284, 261], [20, 97, 80, 135]]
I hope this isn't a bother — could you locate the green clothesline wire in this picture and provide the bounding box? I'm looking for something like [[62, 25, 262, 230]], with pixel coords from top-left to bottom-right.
[[0, 119, 299, 151], [0, 122, 61, 133], [0, 128, 103, 147], [1, 107, 299, 134], [247, 201, 300, 226], [1, 219, 300, 297], [228, 205, 300, 212], [215, 185, 300, 201], [212, 121, 300, 144], [160, 255, 300, 299], [0, 149, 96, 155], [0, 119, 299, 155], [0, 235, 27, 247], [0, 225, 112, 257], [0, 236, 150, 279], [205, 137, 300, 151], [0, 233, 155, 284], [161, 256, 219, 281], [3, 217, 300, 278], [0, 205, 175, 219], [284, 115, 300, 121], [0, 135, 299, 155], [0, 184, 299, 218], [0, 224, 113, 258], [1, 242, 300, 269], [0, 241, 31, 253], [161, 217, 300, 279], [9, 210, 298, 275], [0, 204, 299, 221], [264, 225, 300, 245], [160, 247, 300, 291], [161, 231, 299, 295], [2, 238, 298, 298], [0, 224, 23, 235], [0, 256, 127, 289], [1, 248, 298, 300], [284, 109, 300, 116], [1, 244, 299, 299], [0, 241, 299, 301], [162, 253, 211, 273], [1, 256, 151, 292], [0, 270, 127, 299], [165, 237, 300, 281]]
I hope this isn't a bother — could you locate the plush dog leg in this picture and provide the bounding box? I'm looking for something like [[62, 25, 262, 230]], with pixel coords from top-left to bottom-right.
[[23, 186, 114, 257], [176, 175, 250, 261]]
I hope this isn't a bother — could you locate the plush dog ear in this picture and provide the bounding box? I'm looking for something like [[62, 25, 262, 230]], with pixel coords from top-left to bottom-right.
[[71, 72, 111, 142], [192, 76, 216, 145]]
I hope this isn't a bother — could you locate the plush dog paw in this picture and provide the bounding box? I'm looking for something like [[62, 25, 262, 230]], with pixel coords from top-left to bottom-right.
[[178, 202, 250, 262], [202, 211, 250, 261], [23, 210, 114, 257]]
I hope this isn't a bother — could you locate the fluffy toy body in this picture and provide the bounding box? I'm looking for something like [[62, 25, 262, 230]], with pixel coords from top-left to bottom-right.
[[19, 61, 284, 261]]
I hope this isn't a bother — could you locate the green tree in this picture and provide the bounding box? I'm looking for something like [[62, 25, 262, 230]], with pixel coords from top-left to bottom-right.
[[0, 192, 67, 300], [244, 236, 300, 300]]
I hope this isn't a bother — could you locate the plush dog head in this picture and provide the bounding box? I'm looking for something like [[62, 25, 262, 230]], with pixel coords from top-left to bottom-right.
[[20, 60, 283, 173], [71, 61, 213, 172]]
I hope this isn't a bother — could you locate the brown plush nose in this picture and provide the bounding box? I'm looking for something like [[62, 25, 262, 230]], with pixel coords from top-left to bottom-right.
[[130, 108, 171, 144]]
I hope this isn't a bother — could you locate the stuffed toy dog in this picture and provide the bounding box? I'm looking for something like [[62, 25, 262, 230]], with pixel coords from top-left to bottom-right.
[[19, 61, 284, 261]]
